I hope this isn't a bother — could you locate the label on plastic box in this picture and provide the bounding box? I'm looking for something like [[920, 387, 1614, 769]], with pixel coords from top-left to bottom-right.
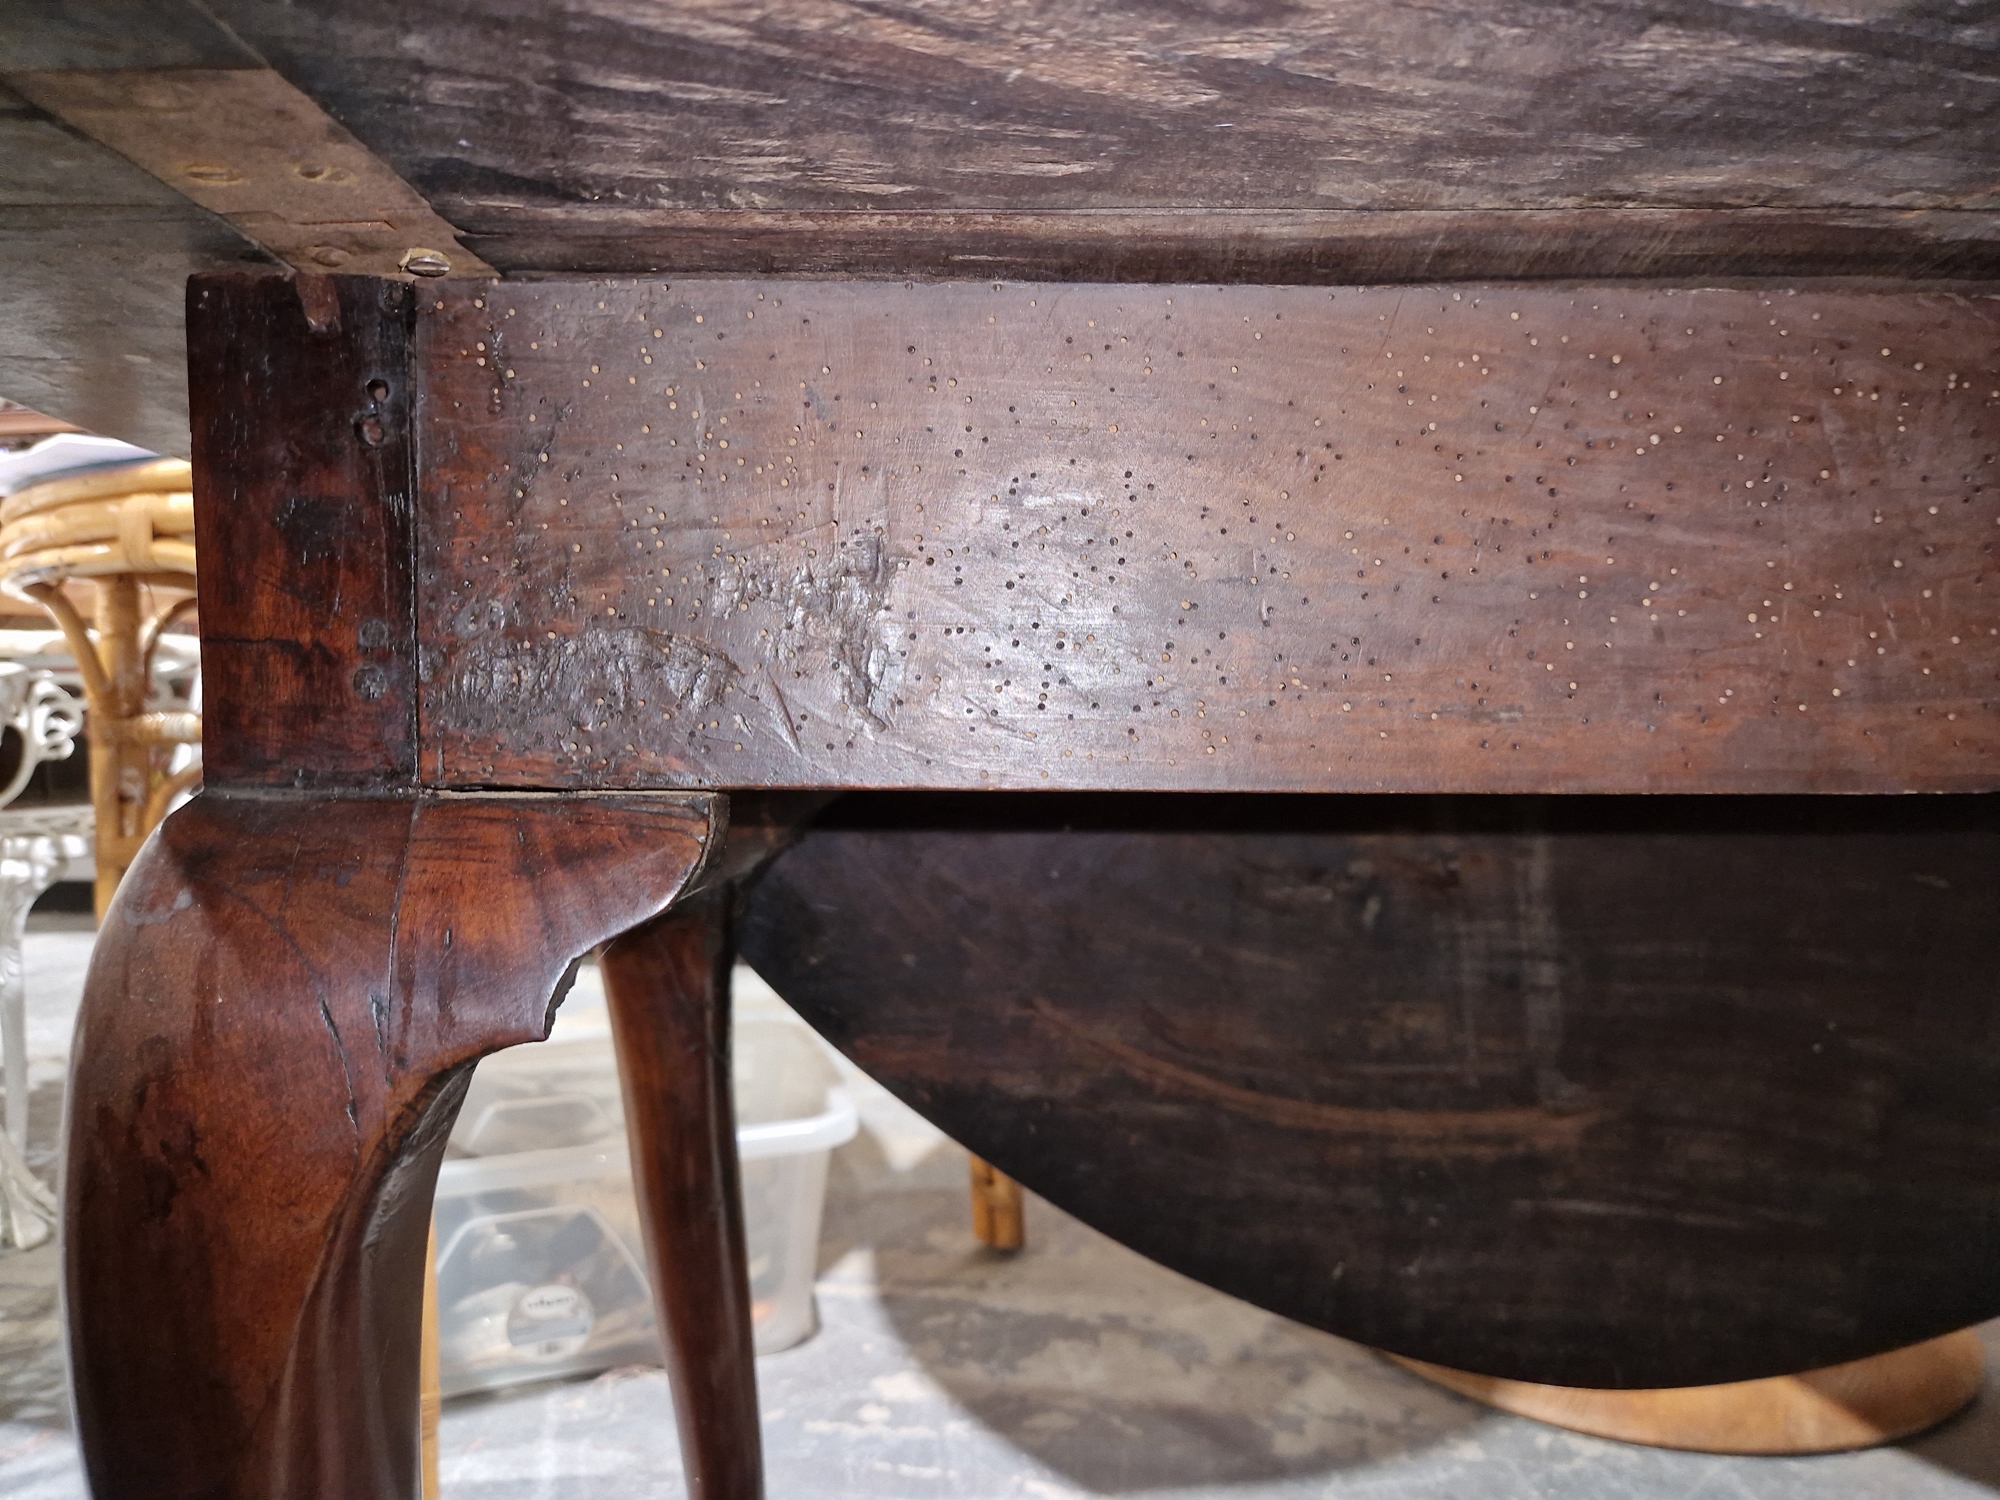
[[507, 1284, 595, 1362]]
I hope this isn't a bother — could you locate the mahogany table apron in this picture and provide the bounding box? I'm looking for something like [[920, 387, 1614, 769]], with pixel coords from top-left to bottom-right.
[[62, 272, 1999, 1500]]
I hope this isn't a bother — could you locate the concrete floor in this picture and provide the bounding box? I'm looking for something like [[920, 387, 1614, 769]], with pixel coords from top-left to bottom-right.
[[6, 914, 2000, 1499]]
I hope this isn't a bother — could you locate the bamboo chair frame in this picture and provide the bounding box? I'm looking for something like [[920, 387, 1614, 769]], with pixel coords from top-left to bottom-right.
[[0, 458, 201, 913]]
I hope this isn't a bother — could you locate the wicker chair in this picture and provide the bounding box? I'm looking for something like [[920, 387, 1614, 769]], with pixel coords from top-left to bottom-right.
[[0, 457, 200, 915]]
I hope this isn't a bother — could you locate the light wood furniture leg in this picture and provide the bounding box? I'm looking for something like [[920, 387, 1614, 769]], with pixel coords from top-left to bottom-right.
[[421, 1222, 441, 1499], [90, 575, 143, 914], [968, 1157, 1025, 1252]]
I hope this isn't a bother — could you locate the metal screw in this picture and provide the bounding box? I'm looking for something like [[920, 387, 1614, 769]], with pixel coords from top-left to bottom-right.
[[400, 247, 452, 278], [311, 246, 351, 268]]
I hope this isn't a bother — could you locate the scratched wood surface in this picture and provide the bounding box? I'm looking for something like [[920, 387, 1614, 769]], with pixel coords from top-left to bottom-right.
[[202, 0, 2000, 279], [404, 276, 2000, 794], [736, 792, 2000, 1388]]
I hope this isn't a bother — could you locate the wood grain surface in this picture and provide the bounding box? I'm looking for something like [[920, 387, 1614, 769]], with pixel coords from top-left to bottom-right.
[[9, 0, 1998, 449], [404, 276, 2000, 793], [204, 0, 2000, 280], [191, 272, 420, 789], [0, 0, 257, 71], [736, 792, 2000, 1388], [0, 80, 272, 455], [10, 67, 497, 280], [433, 208, 2000, 285], [64, 789, 718, 1500]]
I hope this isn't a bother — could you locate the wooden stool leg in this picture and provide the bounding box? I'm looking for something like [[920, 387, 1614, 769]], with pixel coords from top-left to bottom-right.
[[63, 790, 716, 1500], [421, 1222, 442, 1500], [1394, 1329, 1985, 1454], [968, 1156, 1025, 1251], [603, 892, 765, 1500]]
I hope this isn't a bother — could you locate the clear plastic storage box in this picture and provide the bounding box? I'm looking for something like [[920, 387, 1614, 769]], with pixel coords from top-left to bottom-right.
[[433, 992, 858, 1397]]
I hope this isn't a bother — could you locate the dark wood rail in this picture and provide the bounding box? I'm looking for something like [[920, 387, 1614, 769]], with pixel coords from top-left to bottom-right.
[[191, 273, 2000, 795]]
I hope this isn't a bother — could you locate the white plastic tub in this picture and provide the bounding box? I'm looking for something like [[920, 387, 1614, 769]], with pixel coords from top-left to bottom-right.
[[433, 1008, 858, 1397]]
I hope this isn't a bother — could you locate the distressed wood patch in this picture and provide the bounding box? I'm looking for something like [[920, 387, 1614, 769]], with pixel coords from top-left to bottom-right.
[[412, 279, 1999, 793]]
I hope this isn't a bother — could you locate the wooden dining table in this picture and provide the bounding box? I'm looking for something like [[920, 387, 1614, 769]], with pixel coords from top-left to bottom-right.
[[55, 266, 1998, 1500], [3, 2, 1995, 1497]]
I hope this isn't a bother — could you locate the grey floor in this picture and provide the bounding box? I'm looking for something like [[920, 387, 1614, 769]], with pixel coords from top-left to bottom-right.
[[6, 915, 2000, 1499]]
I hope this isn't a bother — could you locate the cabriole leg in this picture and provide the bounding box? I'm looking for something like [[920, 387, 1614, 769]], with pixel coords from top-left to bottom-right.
[[64, 789, 717, 1500]]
